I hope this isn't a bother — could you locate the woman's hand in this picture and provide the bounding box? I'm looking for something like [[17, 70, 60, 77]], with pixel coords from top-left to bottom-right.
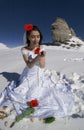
[[38, 51, 46, 68], [40, 51, 46, 57], [36, 50, 46, 60]]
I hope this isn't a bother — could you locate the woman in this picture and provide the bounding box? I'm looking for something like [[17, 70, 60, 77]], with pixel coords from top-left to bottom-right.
[[0, 24, 78, 123]]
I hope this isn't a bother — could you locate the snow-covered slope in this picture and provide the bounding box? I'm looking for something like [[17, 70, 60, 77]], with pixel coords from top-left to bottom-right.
[[0, 43, 9, 49], [0, 37, 84, 130], [67, 36, 84, 45]]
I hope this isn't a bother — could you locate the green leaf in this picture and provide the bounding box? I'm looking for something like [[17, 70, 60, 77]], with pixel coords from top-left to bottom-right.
[[16, 115, 25, 122], [44, 117, 55, 123], [24, 107, 35, 115], [16, 107, 35, 122]]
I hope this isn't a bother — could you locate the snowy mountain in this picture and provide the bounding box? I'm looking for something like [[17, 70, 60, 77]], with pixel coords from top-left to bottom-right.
[[0, 43, 9, 49]]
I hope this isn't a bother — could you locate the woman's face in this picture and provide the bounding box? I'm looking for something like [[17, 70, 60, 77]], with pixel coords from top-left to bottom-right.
[[28, 30, 40, 47]]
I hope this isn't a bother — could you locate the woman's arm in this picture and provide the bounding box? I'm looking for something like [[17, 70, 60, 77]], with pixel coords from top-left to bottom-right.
[[21, 47, 46, 68], [39, 51, 46, 68], [21, 48, 39, 68]]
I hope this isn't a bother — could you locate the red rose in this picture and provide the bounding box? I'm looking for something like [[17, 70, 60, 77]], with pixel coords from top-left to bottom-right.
[[24, 24, 33, 31], [34, 47, 40, 54], [29, 99, 38, 107]]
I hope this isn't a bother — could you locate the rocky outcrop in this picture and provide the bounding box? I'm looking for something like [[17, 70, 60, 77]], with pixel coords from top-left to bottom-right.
[[51, 18, 76, 44]]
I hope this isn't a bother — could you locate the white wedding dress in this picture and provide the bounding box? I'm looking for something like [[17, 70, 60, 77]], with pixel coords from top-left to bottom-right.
[[0, 48, 79, 118]]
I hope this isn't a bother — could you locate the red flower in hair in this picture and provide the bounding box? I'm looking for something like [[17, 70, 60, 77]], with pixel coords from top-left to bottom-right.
[[24, 24, 33, 31], [34, 47, 40, 54], [29, 99, 38, 107]]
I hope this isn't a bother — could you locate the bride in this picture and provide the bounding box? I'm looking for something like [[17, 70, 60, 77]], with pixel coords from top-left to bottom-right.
[[0, 24, 79, 123]]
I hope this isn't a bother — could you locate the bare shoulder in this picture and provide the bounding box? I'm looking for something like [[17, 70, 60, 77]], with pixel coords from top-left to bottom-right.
[[21, 46, 29, 55], [21, 46, 28, 51]]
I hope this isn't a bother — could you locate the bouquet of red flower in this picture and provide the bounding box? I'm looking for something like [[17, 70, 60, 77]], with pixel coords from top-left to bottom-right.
[[16, 99, 38, 123], [34, 47, 40, 54], [10, 99, 55, 127], [34, 47, 44, 57], [28, 99, 39, 107]]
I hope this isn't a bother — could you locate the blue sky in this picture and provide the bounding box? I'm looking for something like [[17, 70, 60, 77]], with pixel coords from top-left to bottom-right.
[[0, 0, 84, 47]]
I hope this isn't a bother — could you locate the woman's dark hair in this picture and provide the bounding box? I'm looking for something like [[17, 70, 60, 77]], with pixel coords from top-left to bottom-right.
[[26, 25, 43, 47]]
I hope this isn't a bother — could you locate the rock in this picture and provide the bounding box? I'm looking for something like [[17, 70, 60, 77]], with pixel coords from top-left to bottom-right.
[[51, 18, 76, 44], [4, 121, 8, 127]]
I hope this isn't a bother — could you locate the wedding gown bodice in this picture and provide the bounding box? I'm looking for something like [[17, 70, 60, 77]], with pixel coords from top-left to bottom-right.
[[19, 48, 45, 83]]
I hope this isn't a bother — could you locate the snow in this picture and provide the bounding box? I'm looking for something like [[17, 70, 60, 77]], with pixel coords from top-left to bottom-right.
[[0, 36, 84, 130], [0, 43, 9, 49]]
